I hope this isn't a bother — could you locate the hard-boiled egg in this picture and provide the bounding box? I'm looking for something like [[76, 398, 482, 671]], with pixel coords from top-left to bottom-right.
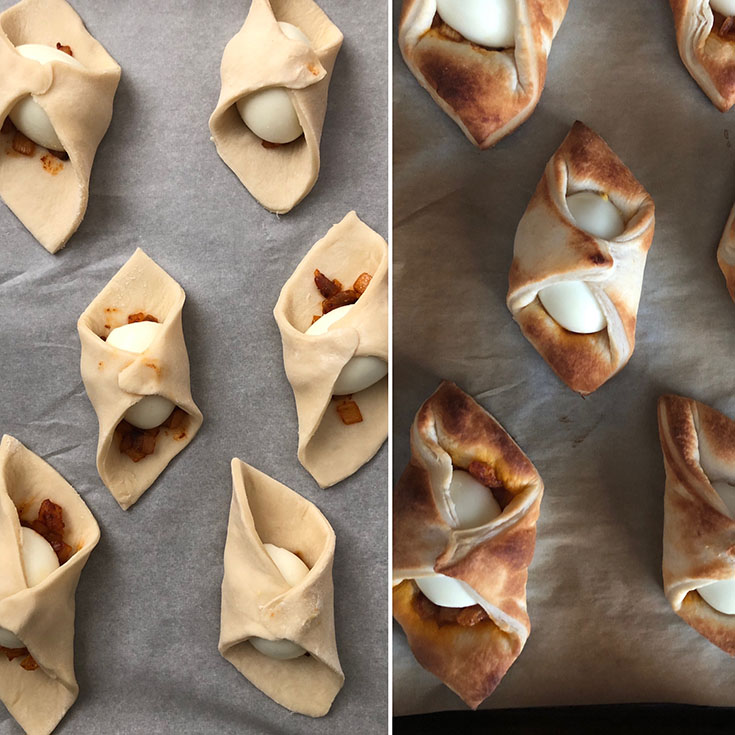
[[449, 469, 501, 529], [415, 574, 478, 608], [566, 191, 625, 240], [306, 304, 388, 395], [9, 44, 84, 151], [436, 0, 516, 48], [538, 281, 607, 334], [250, 543, 310, 660], [698, 479, 735, 614], [236, 22, 310, 145], [106, 322, 175, 430], [712, 0, 735, 16], [0, 527, 60, 649]]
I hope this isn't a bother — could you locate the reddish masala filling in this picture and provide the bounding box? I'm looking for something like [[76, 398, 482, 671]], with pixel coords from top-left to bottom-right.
[[412, 460, 512, 628], [1, 500, 73, 670], [311, 270, 374, 426]]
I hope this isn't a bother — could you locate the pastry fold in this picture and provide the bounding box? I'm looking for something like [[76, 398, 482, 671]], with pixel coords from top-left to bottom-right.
[[0, 0, 120, 253], [670, 0, 735, 111], [717, 198, 735, 301], [398, 0, 568, 148], [77, 248, 203, 510], [219, 459, 343, 717], [658, 394, 735, 655], [209, 0, 343, 214], [506, 121, 656, 395], [0, 434, 100, 735], [273, 211, 388, 488], [393, 381, 544, 709]]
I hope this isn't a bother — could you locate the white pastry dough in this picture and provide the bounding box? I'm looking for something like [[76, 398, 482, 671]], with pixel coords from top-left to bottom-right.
[[77, 249, 203, 510], [209, 0, 343, 214], [658, 394, 735, 654], [273, 211, 388, 488], [0, 0, 121, 253], [219, 459, 343, 717], [0, 434, 100, 735], [398, 0, 569, 148], [506, 121, 656, 395]]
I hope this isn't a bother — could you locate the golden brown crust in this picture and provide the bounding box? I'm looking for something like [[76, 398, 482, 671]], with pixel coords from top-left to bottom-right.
[[507, 121, 655, 395], [670, 0, 735, 111], [658, 394, 735, 655], [393, 381, 543, 707], [398, 0, 569, 148]]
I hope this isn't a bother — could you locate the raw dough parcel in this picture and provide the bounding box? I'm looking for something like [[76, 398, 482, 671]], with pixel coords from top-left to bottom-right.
[[507, 121, 656, 395], [273, 211, 388, 488], [658, 394, 735, 655], [398, 0, 569, 148], [670, 0, 735, 111], [393, 382, 544, 709], [0, 0, 120, 253], [219, 459, 343, 717], [0, 434, 100, 735], [77, 249, 203, 510], [209, 0, 343, 213]]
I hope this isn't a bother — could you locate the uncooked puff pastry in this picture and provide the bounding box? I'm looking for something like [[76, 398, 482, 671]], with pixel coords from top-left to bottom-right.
[[219, 459, 343, 717], [506, 121, 656, 395], [77, 248, 203, 510], [273, 211, 388, 488], [717, 198, 735, 300], [0, 0, 120, 253], [658, 394, 735, 655], [398, 0, 569, 149], [670, 1, 735, 111], [209, 0, 343, 214], [0, 434, 100, 735], [393, 381, 544, 709]]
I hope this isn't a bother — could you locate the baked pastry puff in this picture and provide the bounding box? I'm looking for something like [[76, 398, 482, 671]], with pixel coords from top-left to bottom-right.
[[506, 121, 655, 395], [670, 0, 735, 111], [273, 211, 388, 488], [658, 394, 735, 655], [219, 459, 343, 717], [77, 249, 203, 510], [393, 381, 544, 709], [209, 0, 343, 214], [0, 434, 100, 735], [717, 198, 735, 300], [0, 0, 120, 253], [398, 0, 569, 148]]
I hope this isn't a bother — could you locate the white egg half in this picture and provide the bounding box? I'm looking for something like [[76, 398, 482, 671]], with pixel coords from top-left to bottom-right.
[[712, 0, 735, 16], [236, 22, 310, 145], [538, 281, 607, 334], [21, 526, 59, 587], [9, 44, 84, 151], [449, 469, 501, 529], [306, 304, 388, 395], [106, 322, 175, 430], [250, 543, 310, 660], [436, 0, 516, 48], [415, 574, 478, 608], [566, 191, 625, 240]]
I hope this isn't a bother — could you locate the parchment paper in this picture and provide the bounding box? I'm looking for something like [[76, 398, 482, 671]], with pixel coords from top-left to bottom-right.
[[0, 0, 387, 732], [393, 0, 735, 716]]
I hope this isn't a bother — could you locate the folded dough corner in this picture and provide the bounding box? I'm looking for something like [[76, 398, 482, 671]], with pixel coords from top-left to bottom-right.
[[219, 459, 344, 717], [670, 0, 735, 112], [77, 248, 203, 510], [273, 211, 388, 488], [0, 0, 121, 253], [209, 0, 343, 214], [398, 0, 569, 149], [393, 381, 544, 709], [658, 394, 735, 655], [507, 120, 656, 395], [0, 434, 100, 735]]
